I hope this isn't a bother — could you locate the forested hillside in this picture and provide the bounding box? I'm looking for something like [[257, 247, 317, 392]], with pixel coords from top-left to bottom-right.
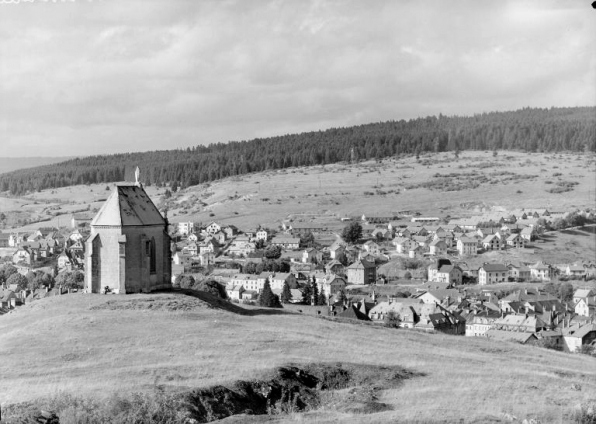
[[1, 106, 594, 195]]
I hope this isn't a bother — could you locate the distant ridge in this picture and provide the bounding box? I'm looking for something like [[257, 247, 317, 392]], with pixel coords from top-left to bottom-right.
[[0, 106, 594, 195], [0, 156, 75, 175]]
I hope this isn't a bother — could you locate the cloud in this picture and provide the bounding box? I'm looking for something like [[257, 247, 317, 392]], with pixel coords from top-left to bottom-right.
[[0, 0, 593, 157]]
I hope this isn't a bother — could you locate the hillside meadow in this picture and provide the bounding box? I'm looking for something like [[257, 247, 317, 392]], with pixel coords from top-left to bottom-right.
[[2, 151, 594, 234], [0, 292, 595, 423]]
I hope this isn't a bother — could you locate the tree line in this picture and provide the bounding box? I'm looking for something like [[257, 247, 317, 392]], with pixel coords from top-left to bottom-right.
[[1, 106, 594, 195]]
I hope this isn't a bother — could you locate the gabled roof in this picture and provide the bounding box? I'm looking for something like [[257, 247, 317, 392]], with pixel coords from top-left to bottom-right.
[[563, 323, 596, 339], [92, 185, 165, 227], [530, 262, 549, 270], [574, 289, 595, 298], [480, 263, 509, 272]]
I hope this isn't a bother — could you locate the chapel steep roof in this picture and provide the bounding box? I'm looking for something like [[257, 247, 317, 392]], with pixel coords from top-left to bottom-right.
[[91, 185, 165, 227]]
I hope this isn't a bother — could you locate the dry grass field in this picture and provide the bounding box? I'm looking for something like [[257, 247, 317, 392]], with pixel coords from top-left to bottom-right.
[[1, 292, 595, 423], [1, 151, 594, 233], [159, 151, 595, 229]]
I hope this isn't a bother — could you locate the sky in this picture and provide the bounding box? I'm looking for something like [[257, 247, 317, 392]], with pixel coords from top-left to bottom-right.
[[0, 0, 594, 157]]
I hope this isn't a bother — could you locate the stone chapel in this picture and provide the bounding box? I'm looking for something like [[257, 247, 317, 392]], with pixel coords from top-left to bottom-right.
[[85, 169, 172, 293]]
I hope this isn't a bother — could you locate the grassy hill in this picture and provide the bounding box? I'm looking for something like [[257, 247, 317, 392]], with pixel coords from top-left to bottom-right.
[[2, 151, 595, 233], [1, 292, 595, 423]]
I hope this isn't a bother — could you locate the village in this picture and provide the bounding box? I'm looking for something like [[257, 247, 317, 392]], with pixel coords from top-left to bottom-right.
[[1, 183, 595, 356]]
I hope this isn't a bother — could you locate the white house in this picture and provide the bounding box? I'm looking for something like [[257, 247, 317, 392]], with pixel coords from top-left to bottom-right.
[[478, 263, 509, 285], [457, 237, 477, 256]]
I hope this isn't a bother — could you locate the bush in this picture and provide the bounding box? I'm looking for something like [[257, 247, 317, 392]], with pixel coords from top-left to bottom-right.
[[403, 271, 412, 280], [194, 279, 227, 299], [176, 274, 195, 289], [384, 311, 401, 328]]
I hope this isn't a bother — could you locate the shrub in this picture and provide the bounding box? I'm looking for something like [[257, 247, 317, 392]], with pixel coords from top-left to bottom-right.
[[384, 311, 401, 328], [403, 271, 412, 280], [194, 279, 227, 299]]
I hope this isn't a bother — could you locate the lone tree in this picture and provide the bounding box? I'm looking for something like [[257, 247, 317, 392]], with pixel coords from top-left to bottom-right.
[[559, 282, 574, 302], [317, 287, 327, 306], [259, 278, 281, 308], [264, 245, 282, 259], [301, 281, 313, 305], [310, 277, 319, 306], [341, 221, 362, 244], [281, 281, 292, 304], [384, 311, 401, 328], [6, 273, 29, 291]]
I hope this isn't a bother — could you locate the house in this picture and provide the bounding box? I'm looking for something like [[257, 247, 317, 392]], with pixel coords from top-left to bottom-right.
[[478, 263, 509, 285], [565, 264, 586, 278], [428, 261, 463, 286], [316, 274, 347, 300], [362, 240, 381, 255], [187, 233, 199, 242], [205, 222, 222, 235], [429, 239, 447, 256], [457, 237, 477, 256], [222, 226, 238, 239], [485, 329, 538, 344], [346, 259, 376, 285], [562, 323, 596, 352], [256, 228, 268, 241], [302, 248, 323, 264], [416, 288, 461, 305], [575, 296, 595, 317], [508, 263, 531, 281], [368, 300, 420, 328], [177, 222, 194, 236], [13, 247, 34, 265], [409, 245, 423, 258], [85, 173, 172, 294], [325, 260, 344, 275], [574, 289, 595, 304], [520, 227, 535, 242], [506, 233, 525, 249], [172, 251, 193, 266], [492, 314, 548, 333], [230, 274, 261, 292], [198, 251, 215, 266], [412, 235, 431, 247], [465, 310, 503, 337], [226, 284, 245, 301], [270, 236, 300, 250], [184, 242, 199, 256], [210, 231, 226, 245], [414, 303, 465, 334], [227, 241, 256, 257], [269, 273, 297, 290], [329, 244, 346, 261], [0, 233, 11, 248], [482, 234, 501, 251], [529, 262, 551, 281], [393, 237, 415, 254]]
